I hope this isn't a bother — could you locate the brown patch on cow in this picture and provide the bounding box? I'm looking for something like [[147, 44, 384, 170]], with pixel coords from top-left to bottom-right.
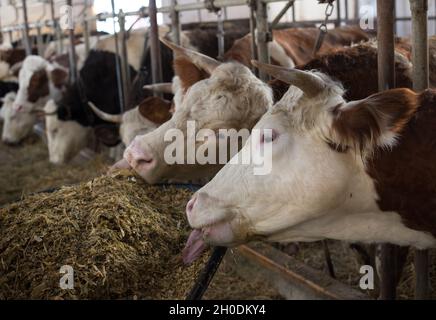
[[27, 69, 50, 103], [173, 55, 209, 91], [138, 96, 172, 124], [50, 68, 69, 89], [0, 48, 27, 66], [331, 88, 419, 153], [366, 89, 436, 238]]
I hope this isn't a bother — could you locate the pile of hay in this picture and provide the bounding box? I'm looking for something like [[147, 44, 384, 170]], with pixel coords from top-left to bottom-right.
[[0, 170, 209, 299], [0, 131, 108, 206]]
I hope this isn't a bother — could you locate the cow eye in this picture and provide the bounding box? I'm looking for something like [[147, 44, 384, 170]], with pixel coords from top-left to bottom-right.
[[261, 129, 278, 144], [52, 128, 58, 135]]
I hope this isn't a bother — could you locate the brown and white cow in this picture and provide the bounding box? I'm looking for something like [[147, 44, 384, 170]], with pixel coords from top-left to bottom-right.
[[2, 55, 68, 144], [182, 62, 436, 264], [224, 25, 369, 68]]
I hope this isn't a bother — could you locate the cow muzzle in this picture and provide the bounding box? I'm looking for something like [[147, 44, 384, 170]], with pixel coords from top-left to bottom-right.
[[124, 138, 156, 180], [183, 192, 238, 264]]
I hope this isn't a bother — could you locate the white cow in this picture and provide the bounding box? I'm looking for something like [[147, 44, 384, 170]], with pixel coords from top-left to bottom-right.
[[182, 62, 436, 264], [124, 40, 273, 184]]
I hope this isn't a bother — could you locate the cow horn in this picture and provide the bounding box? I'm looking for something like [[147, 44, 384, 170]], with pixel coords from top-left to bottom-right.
[[251, 60, 326, 98], [88, 101, 123, 123], [143, 83, 173, 94], [160, 37, 220, 74]]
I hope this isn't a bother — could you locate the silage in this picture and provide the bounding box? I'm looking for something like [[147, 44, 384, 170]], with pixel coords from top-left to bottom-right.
[[0, 170, 209, 299]]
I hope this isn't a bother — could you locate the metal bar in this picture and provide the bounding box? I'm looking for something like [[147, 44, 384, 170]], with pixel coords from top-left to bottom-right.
[[217, 10, 225, 59], [409, 0, 430, 301], [171, 0, 181, 45], [256, 0, 270, 81], [149, 0, 163, 86], [186, 247, 227, 300], [249, 1, 258, 75], [345, 0, 349, 23], [22, 0, 32, 55], [377, 0, 397, 300], [67, 0, 78, 83], [110, 0, 125, 113], [119, 10, 131, 98], [271, 0, 295, 29], [83, 0, 90, 56], [336, 0, 341, 27]]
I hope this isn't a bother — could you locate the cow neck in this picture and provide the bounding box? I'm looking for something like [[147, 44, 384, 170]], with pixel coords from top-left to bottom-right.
[[365, 90, 436, 238]]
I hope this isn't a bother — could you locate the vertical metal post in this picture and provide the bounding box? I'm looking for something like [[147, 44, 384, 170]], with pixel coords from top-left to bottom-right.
[[377, 0, 397, 300], [217, 10, 225, 59], [345, 0, 349, 23], [149, 0, 163, 85], [110, 0, 125, 113], [118, 9, 131, 96], [171, 0, 181, 45], [249, 1, 258, 75], [67, 0, 78, 83], [83, 0, 90, 56], [336, 0, 341, 27], [22, 0, 32, 55], [409, 0, 430, 300], [256, 0, 270, 81], [354, 0, 359, 20]]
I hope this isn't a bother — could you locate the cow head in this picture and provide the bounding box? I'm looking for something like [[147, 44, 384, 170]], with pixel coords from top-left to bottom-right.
[[183, 62, 423, 263], [2, 56, 68, 144], [124, 40, 273, 184], [44, 100, 91, 165], [89, 96, 173, 146]]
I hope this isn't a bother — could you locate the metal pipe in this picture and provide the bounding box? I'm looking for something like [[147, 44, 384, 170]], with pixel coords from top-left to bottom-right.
[[409, 0, 430, 300], [271, 0, 295, 29], [149, 0, 163, 86], [377, 0, 397, 300], [249, 0, 258, 75], [256, 0, 270, 81], [217, 9, 225, 59], [22, 0, 32, 55], [345, 0, 349, 23], [67, 0, 78, 83], [110, 0, 125, 113], [36, 25, 43, 55], [83, 0, 90, 56], [336, 0, 341, 27], [118, 9, 131, 97], [171, 0, 181, 45]]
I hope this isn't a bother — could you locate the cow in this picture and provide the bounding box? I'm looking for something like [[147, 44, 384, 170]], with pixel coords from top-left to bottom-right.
[[224, 25, 369, 68], [123, 37, 414, 185], [44, 50, 137, 164], [182, 61, 436, 264], [2, 55, 68, 144]]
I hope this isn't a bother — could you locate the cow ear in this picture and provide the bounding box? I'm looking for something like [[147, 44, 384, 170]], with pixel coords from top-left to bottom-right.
[[138, 97, 172, 124], [28, 69, 50, 103], [173, 55, 209, 92], [50, 68, 69, 89], [331, 88, 419, 153]]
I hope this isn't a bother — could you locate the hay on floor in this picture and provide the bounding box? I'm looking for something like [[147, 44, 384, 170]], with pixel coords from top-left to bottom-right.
[[0, 170, 209, 300]]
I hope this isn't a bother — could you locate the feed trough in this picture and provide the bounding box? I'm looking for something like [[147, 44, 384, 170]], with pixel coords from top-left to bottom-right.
[[0, 170, 224, 300]]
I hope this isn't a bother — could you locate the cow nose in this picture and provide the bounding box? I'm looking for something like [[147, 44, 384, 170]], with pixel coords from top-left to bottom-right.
[[186, 194, 198, 219], [124, 140, 155, 171]]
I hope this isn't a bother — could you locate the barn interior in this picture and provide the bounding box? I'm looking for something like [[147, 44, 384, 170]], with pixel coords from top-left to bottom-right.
[[0, 0, 435, 301]]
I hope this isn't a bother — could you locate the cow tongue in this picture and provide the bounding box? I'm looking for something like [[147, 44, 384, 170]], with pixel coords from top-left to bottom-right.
[[182, 229, 208, 265], [109, 158, 131, 172]]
